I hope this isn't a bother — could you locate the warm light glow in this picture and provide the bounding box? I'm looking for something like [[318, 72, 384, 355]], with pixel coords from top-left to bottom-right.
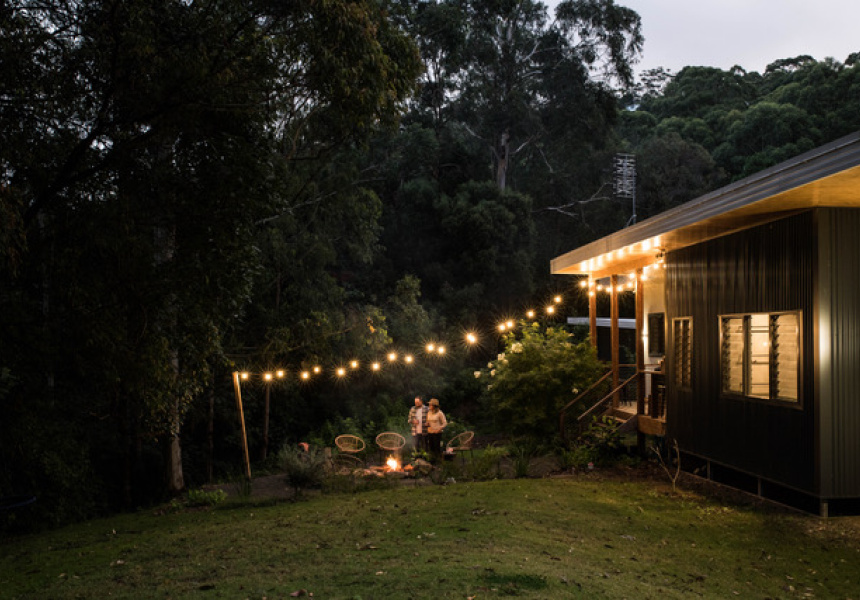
[[546, 305, 555, 315], [498, 323, 507, 332], [263, 372, 273, 381], [589, 290, 596, 297], [386, 456, 400, 471], [313, 365, 321, 374], [336, 367, 346, 377], [642, 239, 652, 251], [372, 362, 381, 371], [554, 295, 562, 304], [526, 310, 535, 319], [300, 371, 310, 380], [506, 320, 514, 329], [240, 372, 249, 380], [387, 352, 397, 362], [465, 332, 478, 344], [350, 360, 359, 369], [579, 280, 587, 288], [404, 354, 414, 364], [437, 346, 446, 355], [276, 370, 285, 378], [641, 273, 648, 282], [596, 284, 604, 292], [426, 343, 435, 353]]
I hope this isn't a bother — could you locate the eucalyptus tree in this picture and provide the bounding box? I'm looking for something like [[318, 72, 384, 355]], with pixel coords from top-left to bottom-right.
[[0, 0, 419, 520]]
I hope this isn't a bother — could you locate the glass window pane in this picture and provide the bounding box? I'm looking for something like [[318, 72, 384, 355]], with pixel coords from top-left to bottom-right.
[[772, 313, 799, 401], [721, 317, 744, 394], [748, 314, 770, 399]]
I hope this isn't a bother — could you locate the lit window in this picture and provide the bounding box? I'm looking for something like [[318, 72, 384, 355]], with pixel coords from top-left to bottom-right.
[[673, 317, 692, 389], [720, 312, 800, 402]]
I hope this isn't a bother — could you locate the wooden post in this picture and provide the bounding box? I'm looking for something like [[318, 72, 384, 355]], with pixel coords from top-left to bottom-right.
[[610, 274, 620, 408], [261, 383, 271, 461], [635, 268, 646, 454], [231, 371, 252, 480], [589, 280, 598, 349]]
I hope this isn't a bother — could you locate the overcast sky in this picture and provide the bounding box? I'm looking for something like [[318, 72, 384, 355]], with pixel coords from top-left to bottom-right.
[[550, 0, 860, 75]]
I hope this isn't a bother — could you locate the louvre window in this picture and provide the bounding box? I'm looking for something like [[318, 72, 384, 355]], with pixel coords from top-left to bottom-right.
[[720, 312, 800, 402], [673, 317, 692, 389]]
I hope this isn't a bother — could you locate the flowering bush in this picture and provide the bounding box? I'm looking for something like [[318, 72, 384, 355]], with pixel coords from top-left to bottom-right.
[[478, 321, 603, 438]]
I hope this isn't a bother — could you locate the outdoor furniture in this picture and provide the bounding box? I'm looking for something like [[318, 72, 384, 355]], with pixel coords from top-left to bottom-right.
[[445, 431, 474, 462], [375, 432, 406, 462], [335, 434, 366, 455], [329, 453, 364, 474]]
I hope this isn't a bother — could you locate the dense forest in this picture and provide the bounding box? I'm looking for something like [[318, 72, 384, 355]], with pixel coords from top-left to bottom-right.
[[2, 0, 858, 528]]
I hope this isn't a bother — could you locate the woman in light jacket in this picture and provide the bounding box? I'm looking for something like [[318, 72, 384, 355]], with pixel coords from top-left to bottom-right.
[[426, 398, 447, 462]]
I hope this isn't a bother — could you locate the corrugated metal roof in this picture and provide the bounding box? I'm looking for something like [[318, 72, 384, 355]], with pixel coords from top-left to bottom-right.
[[551, 131, 860, 278]]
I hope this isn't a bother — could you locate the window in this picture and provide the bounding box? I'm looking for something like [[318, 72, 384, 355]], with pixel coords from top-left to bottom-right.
[[648, 313, 666, 356], [673, 317, 692, 389], [720, 312, 800, 402]]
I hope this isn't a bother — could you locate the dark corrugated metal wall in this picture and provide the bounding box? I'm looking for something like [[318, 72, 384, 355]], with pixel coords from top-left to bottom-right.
[[819, 208, 860, 498], [666, 211, 816, 494]]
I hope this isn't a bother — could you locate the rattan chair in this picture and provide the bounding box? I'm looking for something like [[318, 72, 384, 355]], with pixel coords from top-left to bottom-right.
[[445, 431, 474, 462], [375, 431, 406, 454], [335, 434, 366, 455]]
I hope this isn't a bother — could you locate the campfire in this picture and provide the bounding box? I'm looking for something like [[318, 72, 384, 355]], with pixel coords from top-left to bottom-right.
[[385, 456, 401, 472]]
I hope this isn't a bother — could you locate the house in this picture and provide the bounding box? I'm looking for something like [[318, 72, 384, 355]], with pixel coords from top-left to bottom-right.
[[551, 131, 860, 516]]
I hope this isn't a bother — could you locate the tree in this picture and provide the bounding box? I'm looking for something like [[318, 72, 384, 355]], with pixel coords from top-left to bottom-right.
[[0, 0, 419, 520], [479, 321, 604, 438]]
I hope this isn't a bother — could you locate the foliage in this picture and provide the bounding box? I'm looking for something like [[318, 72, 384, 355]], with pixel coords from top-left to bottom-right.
[[621, 56, 860, 214], [479, 321, 604, 438], [0, 0, 420, 522], [573, 415, 626, 466], [464, 444, 507, 481], [184, 489, 227, 508], [279, 445, 328, 498]]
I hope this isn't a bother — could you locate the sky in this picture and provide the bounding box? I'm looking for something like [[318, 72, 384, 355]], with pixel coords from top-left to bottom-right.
[[550, 0, 860, 75]]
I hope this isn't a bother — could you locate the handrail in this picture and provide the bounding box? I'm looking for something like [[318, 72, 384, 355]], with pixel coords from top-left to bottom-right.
[[577, 372, 639, 424], [559, 369, 613, 415]]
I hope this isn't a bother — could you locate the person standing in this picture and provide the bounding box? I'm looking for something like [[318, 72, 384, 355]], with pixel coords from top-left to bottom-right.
[[408, 396, 428, 452], [425, 398, 447, 462]]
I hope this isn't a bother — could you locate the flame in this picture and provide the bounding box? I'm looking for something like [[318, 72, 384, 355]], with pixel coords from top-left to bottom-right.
[[386, 456, 400, 471]]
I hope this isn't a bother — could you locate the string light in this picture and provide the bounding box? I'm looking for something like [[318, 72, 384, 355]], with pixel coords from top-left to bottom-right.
[[276, 370, 285, 378], [263, 372, 273, 382], [313, 365, 321, 374], [387, 352, 397, 362], [465, 332, 478, 345], [553, 295, 562, 304], [371, 362, 381, 371], [546, 305, 555, 315], [426, 343, 436, 353], [404, 354, 414, 364], [300, 371, 310, 380], [436, 346, 446, 355], [526, 309, 535, 319], [350, 360, 359, 369]]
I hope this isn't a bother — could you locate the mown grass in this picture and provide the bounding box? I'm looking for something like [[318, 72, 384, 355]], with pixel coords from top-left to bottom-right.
[[2, 471, 859, 599]]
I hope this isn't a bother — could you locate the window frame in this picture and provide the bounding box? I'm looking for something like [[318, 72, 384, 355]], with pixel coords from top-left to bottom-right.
[[672, 317, 693, 390], [718, 310, 802, 406], [648, 312, 666, 357]]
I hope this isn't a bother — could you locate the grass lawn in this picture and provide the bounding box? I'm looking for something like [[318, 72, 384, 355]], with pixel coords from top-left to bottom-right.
[[2, 468, 859, 599]]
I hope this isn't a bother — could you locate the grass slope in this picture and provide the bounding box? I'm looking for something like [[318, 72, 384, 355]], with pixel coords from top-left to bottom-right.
[[2, 472, 859, 599]]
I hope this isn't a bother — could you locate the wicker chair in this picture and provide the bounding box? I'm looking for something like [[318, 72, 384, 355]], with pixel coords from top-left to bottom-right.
[[375, 432, 406, 462], [445, 431, 474, 462], [329, 453, 364, 474], [335, 434, 366, 455]]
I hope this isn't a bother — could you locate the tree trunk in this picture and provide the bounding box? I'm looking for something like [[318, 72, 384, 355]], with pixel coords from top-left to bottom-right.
[[496, 130, 510, 191]]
